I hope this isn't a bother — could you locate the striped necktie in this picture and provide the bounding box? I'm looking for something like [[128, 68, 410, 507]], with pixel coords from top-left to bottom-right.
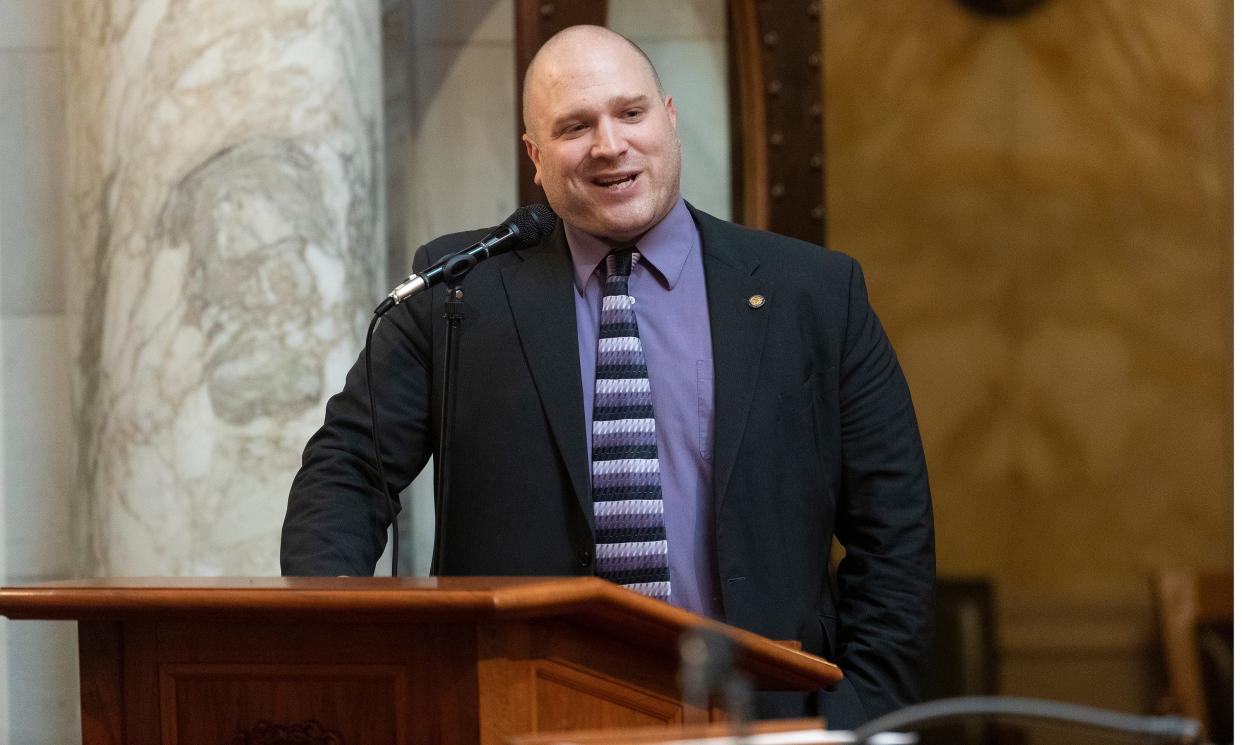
[[591, 249, 670, 601]]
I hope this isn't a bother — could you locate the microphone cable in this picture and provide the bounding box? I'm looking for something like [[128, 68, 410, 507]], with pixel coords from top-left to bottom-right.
[[364, 312, 400, 577], [853, 696, 1203, 745]]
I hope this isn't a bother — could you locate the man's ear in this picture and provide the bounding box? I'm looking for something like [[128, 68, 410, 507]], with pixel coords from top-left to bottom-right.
[[522, 133, 543, 186], [664, 96, 678, 130]]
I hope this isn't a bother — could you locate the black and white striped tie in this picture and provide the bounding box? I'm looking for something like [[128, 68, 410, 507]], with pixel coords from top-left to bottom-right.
[[590, 249, 670, 601]]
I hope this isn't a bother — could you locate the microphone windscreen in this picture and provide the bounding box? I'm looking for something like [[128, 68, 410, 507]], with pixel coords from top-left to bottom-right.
[[508, 203, 558, 248]]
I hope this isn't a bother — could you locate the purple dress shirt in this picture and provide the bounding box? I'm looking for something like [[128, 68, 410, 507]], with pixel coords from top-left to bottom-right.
[[566, 199, 722, 619]]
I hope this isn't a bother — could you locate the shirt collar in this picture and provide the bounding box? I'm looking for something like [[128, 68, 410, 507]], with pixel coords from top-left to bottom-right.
[[565, 198, 696, 295]]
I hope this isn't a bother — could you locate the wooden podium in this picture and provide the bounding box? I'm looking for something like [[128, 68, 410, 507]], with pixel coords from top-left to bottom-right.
[[0, 577, 840, 745]]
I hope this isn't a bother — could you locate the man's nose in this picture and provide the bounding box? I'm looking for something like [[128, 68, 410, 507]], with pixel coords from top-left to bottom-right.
[[590, 120, 626, 159]]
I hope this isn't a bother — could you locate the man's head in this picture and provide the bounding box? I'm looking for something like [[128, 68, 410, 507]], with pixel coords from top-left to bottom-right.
[[522, 26, 682, 244]]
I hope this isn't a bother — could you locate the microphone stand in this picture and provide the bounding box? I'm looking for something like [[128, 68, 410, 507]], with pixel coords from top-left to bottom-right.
[[429, 252, 478, 576], [679, 627, 755, 742]]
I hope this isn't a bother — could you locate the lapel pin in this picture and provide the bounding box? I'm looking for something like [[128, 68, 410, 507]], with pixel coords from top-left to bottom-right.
[[748, 294, 766, 309]]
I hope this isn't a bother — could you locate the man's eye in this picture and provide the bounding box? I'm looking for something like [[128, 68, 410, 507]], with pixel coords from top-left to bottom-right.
[[623, 109, 642, 119]]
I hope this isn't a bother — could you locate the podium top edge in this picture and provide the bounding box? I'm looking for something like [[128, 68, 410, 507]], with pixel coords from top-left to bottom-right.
[[3, 576, 574, 591], [0, 575, 842, 690]]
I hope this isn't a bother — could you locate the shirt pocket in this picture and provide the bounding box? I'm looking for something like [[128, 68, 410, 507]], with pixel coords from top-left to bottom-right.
[[697, 360, 714, 461]]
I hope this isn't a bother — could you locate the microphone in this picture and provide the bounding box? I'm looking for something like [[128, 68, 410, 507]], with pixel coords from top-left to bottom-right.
[[376, 203, 557, 315]]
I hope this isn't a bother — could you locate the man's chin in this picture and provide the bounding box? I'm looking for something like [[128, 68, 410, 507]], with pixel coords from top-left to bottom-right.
[[585, 220, 651, 244], [579, 204, 673, 243]]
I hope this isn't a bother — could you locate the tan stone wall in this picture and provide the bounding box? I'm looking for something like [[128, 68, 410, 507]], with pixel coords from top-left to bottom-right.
[[822, 0, 1231, 714]]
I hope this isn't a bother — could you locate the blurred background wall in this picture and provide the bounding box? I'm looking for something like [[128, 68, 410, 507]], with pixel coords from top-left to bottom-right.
[[0, 0, 1230, 743], [823, 0, 1231, 720]]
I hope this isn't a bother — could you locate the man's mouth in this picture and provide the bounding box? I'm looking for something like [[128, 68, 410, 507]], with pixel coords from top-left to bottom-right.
[[592, 172, 639, 190]]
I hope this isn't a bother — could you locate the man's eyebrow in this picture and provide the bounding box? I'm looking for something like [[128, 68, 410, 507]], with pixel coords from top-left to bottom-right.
[[610, 93, 650, 109], [550, 94, 652, 130]]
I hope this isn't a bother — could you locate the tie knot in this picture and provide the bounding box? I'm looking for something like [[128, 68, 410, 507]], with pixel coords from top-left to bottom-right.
[[605, 248, 635, 278]]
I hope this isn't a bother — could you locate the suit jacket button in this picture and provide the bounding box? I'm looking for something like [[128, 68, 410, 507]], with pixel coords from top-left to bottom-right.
[[577, 550, 591, 568]]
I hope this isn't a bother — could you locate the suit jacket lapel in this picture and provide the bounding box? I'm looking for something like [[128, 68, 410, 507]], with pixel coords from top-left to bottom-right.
[[691, 207, 770, 513], [500, 226, 592, 522]]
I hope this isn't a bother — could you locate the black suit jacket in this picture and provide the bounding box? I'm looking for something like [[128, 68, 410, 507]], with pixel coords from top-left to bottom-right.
[[281, 205, 935, 728]]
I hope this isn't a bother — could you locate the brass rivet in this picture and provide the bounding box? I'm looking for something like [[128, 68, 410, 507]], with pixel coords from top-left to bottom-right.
[[540, 3, 555, 18], [808, 2, 821, 17], [748, 294, 766, 309], [810, 153, 823, 169], [769, 131, 784, 146], [809, 102, 823, 119], [808, 52, 821, 67], [811, 205, 825, 220], [763, 31, 779, 47], [767, 79, 783, 95], [770, 182, 785, 198]]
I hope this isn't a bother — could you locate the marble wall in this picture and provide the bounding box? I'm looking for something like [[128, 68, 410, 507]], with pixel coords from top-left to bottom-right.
[[822, 0, 1231, 722], [63, 0, 384, 577], [3, 0, 388, 737]]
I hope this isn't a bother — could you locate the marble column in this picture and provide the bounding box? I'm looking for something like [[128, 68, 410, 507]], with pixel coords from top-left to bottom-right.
[[64, 0, 384, 576]]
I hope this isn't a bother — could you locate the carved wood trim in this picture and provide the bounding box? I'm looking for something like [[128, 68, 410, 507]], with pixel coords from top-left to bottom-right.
[[728, 0, 826, 243], [158, 663, 409, 745], [531, 659, 685, 728], [729, 0, 770, 230], [231, 720, 342, 745]]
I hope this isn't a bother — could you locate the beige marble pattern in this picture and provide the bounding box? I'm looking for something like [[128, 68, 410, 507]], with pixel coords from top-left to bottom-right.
[[64, 0, 383, 576], [822, 0, 1230, 715], [824, 0, 1230, 593]]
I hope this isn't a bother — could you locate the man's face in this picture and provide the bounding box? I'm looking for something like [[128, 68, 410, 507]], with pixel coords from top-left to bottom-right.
[[523, 41, 682, 244]]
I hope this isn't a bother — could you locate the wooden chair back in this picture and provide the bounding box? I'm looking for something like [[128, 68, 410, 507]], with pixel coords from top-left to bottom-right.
[[1153, 569, 1233, 742]]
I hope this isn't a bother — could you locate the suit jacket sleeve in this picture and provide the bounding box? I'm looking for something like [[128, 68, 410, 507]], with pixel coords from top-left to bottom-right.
[[830, 256, 935, 721], [280, 246, 437, 576]]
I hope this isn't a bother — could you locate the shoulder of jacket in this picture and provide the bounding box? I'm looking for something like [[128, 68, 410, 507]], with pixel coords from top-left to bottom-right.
[[692, 206, 859, 279]]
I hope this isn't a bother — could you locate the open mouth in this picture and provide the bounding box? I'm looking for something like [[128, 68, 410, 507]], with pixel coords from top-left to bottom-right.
[[592, 173, 639, 191]]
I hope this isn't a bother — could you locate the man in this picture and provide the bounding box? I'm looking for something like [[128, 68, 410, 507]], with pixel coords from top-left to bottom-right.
[[282, 25, 933, 728]]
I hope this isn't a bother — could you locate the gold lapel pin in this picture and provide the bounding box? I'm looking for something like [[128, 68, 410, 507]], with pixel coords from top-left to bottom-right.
[[748, 294, 766, 309]]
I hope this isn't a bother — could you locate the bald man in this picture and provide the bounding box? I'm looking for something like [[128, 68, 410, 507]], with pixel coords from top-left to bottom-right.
[[283, 26, 934, 728]]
